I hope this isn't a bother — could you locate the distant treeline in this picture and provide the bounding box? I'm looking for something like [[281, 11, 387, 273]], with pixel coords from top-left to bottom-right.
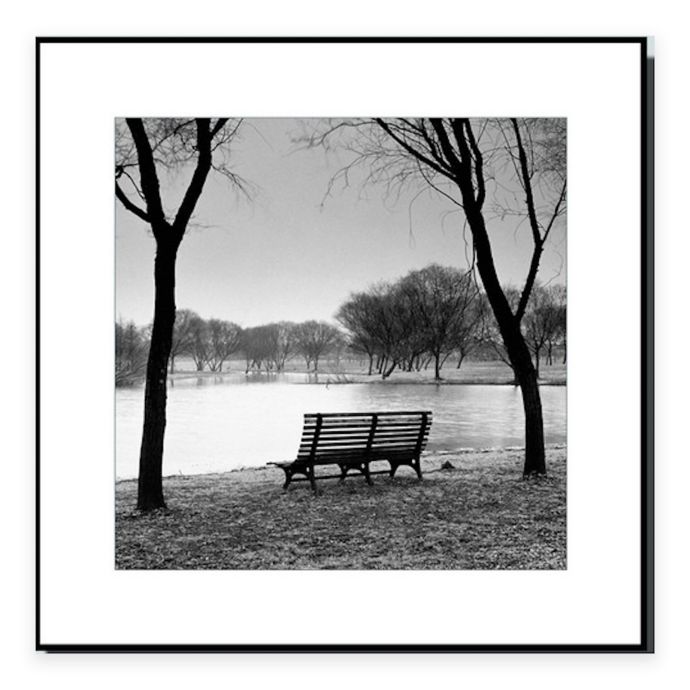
[[115, 264, 566, 386]]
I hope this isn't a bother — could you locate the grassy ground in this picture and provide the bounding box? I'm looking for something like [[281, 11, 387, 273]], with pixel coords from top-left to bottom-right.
[[116, 448, 566, 570]]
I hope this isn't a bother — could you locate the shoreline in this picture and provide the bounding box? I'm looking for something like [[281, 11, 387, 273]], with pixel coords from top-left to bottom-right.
[[168, 372, 567, 386], [118, 360, 567, 389], [115, 443, 567, 485]]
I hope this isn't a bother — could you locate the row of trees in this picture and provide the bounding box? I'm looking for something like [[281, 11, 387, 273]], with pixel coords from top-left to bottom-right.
[[117, 275, 566, 386], [337, 264, 482, 380], [336, 265, 566, 382], [242, 320, 343, 373], [169, 310, 243, 373], [116, 313, 346, 384]]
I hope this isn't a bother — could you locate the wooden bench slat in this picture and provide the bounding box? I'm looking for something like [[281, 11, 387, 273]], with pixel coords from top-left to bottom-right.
[[298, 440, 428, 451], [297, 446, 426, 457], [299, 436, 428, 450], [304, 411, 431, 418], [302, 422, 430, 433], [301, 427, 426, 436], [303, 420, 431, 429], [303, 417, 431, 425], [302, 427, 428, 441]]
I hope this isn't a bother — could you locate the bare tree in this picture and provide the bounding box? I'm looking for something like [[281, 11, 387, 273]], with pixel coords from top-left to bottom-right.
[[336, 292, 382, 375], [545, 284, 567, 365], [293, 320, 341, 371], [115, 320, 149, 387], [337, 284, 411, 379], [270, 322, 296, 371], [169, 308, 197, 374], [187, 314, 211, 372], [523, 284, 566, 377], [115, 117, 245, 510], [305, 117, 566, 476], [242, 325, 274, 372], [241, 322, 294, 372], [207, 319, 243, 372], [398, 264, 481, 380]]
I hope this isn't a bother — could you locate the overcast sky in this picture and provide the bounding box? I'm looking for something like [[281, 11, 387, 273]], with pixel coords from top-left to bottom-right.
[[115, 118, 566, 327]]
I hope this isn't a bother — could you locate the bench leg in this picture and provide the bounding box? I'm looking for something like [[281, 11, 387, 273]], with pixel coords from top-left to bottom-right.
[[362, 462, 373, 485], [412, 457, 423, 480], [389, 461, 398, 478], [339, 464, 348, 482], [282, 468, 292, 490], [307, 465, 317, 493]]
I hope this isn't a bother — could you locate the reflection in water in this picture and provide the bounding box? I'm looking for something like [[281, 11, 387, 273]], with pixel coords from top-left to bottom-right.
[[116, 376, 566, 479]]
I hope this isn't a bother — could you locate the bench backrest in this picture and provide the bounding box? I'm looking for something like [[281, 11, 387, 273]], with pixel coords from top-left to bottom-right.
[[296, 411, 432, 464]]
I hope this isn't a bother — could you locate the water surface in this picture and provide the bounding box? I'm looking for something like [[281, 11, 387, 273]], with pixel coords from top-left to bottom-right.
[[116, 375, 566, 478]]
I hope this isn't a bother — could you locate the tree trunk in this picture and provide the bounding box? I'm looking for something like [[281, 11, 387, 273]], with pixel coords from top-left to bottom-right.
[[463, 207, 547, 476], [137, 240, 178, 510], [382, 360, 397, 379], [516, 363, 546, 475], [169, 354, 175, 374], [434, 352, 442, 381], [367, 354, 373, 376]]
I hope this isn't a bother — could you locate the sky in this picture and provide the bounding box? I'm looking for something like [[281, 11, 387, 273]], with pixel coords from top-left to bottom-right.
[[115, 118, 566, 328]]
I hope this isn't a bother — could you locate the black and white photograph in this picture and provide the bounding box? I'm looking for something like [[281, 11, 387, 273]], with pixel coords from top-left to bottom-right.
[[36, 36, 651, 652], [114, 116, 568, 570]]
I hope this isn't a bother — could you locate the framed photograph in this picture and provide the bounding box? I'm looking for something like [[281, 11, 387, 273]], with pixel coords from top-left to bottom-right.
[[37, 37, 653, 651]]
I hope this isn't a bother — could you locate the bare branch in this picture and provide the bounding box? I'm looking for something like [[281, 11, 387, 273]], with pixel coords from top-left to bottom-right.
[[126, 118, 166, 226], [115, 181, 150, 223]]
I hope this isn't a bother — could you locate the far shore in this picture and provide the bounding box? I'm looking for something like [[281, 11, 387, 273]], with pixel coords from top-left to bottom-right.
[[163, 359, 566, 387], [116, 446, 567, 570]]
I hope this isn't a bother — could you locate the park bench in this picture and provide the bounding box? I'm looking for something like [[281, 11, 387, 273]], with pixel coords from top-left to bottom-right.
[[270, 411, 432, 491]]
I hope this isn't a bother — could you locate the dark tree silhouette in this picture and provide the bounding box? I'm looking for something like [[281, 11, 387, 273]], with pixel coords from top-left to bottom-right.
[[523, 285, 566, 379], [187, 313, 212, 372], [115, 118, 244, 510], [169, 309, 198, 374], [293, 320, 341, 371], [115, 320, 149, 387], [336, 292, 382, 375], [207, 319, 243, 372], [337, 283, 414, 379], [398, 264, 482, 381]]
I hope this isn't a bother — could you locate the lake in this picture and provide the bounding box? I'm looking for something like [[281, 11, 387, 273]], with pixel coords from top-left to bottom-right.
[[115, 374, 566, 479]]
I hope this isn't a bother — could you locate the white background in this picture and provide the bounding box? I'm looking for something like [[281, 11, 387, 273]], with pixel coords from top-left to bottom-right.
[[39, 41, 641, 646], [2, 0, 686, 686]]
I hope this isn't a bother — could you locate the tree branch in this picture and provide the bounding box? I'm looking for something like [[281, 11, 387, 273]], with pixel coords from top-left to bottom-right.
[[429, 119, 465, 177], [375, 119, 454, 181], [462, 120, 486, 210], [515, 243, 544, 324], [511, 118, 541, 247], [172, 119, 220, 238], [126, 118, 166, 227], [115, 181, 150, 223]]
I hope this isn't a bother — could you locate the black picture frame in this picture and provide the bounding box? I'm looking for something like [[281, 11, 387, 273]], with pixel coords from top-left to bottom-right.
[[36, 36, 654, 653]]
